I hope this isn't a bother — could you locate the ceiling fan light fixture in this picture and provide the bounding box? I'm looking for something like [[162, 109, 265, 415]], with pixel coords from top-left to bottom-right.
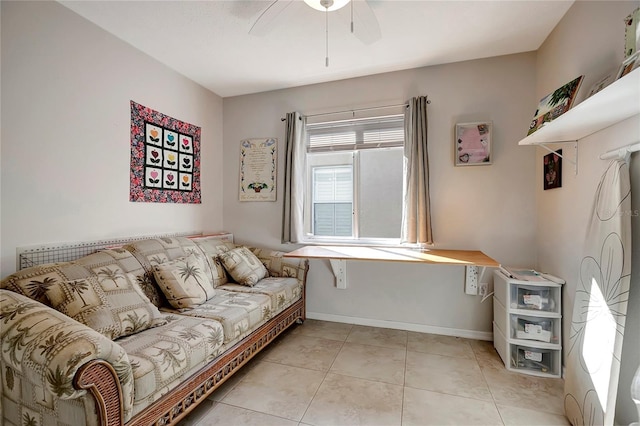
[[304, 0, 350, 12]]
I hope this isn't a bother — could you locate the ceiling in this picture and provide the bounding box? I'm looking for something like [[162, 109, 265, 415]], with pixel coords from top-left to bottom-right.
[[59, 0, 574, 97]]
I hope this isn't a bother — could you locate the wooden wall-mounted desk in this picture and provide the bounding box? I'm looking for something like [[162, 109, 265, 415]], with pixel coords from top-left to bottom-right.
[[284, 245, 500, 290]]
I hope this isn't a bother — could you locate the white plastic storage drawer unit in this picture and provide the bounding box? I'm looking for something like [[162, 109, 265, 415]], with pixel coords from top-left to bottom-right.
[[493, 269, 563, 378]]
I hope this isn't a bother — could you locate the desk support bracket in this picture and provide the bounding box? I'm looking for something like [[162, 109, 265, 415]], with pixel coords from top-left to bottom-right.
[[329, 259, 347, 289]]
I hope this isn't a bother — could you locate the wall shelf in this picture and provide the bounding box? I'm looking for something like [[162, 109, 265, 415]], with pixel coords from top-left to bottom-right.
[[518, 67, 640, 146]]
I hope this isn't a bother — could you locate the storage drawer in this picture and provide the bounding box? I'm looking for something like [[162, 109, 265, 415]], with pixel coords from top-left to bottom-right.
[[510, 344, 559, 375], [493, 296, 507, 337], [492, 322, 508, 366], [494, 271, 509, 308], [511, 314, 560, 344], [510, 283, 560, 313]]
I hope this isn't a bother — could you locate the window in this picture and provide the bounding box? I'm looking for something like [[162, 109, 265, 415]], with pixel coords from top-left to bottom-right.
[[303, 114, 404, 243], [312, 166, 353, 236]]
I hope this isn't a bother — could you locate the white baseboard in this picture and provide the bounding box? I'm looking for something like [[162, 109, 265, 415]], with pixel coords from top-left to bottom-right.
[[306, 311, 493, 341]]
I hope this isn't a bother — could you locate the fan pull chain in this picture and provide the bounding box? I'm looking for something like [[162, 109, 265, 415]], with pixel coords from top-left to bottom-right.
[[325, 8, 329, 67], [350, 0, 354, 33]]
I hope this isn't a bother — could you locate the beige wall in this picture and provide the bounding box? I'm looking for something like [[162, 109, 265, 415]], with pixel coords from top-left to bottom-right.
[[0, 1, 224, 277], [223, 53, 538, 338], [535, 1, 640, 424], [3, 0, 637, 420]]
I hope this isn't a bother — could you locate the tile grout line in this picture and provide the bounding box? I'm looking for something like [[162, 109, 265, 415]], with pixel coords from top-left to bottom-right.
[[212, 401, 303, 424], [471, 341, 507, 426], [400, 333, 409, 426], [189, 399, 216, 426], [297, 328, 350, 425], [188, 321, 566, 425]]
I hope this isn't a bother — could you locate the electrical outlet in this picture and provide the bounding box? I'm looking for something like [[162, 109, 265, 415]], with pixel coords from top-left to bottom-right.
[[479, 282, 489, 297], [465, 266, 478, 295]]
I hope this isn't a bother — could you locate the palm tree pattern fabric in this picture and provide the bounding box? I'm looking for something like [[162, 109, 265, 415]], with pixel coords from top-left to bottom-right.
[[1, 264, 70, 306], [218, 246, 308, 311], [564, 160, 632, 425], [152, 254, 215, 308], [219, 277, 302, 313], [248, 246, 308, 280], [114, 314, 225, 417], [218, 247, 268, 286], [192, 237, 238, 287], [0, 289, 135, 425], [45, 274, 166, 340], [0, 248, 148, 307], [168, 289, 272, 344], [0, 236, 308, 425], [124, 237, 214, 304]]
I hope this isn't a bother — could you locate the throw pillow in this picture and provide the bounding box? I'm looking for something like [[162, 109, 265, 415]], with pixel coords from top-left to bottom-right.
[[152, 253, 215, 309], [192, 237, 237, 287], [218, 246, 268, 287], [46, 273, 166, 340]]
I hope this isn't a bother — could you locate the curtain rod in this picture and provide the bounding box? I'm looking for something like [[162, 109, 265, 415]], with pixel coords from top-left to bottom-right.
[[600, 142, 640, 160], [280, 100, 430, 121]]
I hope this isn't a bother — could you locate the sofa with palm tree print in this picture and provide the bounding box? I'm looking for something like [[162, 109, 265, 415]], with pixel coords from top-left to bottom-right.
[[0, 235, 308, 426]]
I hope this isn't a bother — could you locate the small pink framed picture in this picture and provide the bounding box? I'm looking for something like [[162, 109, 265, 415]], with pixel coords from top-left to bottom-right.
[[455, 122, 492, 166]]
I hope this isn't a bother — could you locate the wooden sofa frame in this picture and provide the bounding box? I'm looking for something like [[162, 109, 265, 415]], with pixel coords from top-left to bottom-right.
[[74, 277, 306, 426]]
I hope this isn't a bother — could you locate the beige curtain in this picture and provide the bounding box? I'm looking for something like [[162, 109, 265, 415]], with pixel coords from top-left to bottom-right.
[[281, 112, 306, 243], [401, 96, 432, 245]]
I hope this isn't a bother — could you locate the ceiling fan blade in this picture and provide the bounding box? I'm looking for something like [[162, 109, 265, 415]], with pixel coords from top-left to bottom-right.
[[351, 0, 381, 45], [249, 0, 294, 36]]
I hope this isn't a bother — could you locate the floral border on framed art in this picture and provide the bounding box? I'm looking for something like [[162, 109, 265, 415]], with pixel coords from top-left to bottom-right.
[[239, 138, 277, 202], [454, 121, 492, 166], [130, 101, 201, 203]]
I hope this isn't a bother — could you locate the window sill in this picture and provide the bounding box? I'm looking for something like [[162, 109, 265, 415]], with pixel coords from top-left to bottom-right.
[[293, 237, 432, 249]]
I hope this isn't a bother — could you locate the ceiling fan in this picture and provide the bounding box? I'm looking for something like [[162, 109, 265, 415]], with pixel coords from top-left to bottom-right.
[[249, 0, 381, 67]]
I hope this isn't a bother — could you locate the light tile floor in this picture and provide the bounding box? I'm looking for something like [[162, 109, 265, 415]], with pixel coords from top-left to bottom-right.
[[178, 320, 569, 426]]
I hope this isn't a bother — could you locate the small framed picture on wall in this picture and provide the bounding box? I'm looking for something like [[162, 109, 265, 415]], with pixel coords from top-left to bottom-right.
[[454, 122, 492, 166], [616, 52, 640, 80], [624, 7, 640, 57], [543, 149, 562, 190]]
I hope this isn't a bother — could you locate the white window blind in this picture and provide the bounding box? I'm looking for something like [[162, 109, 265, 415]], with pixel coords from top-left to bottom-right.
[[312, 166, 353, 237], [313, 167, 352, 202], [303, 112, 405, 242], [307, 115, 404, 152]]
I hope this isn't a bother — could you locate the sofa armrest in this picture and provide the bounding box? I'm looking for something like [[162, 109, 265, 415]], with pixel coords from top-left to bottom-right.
[[0, 289, 134, 422], [248, 247, 309, 284]]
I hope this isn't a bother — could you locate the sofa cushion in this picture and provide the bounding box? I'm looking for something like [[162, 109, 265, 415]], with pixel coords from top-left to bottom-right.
[[169, 289, 272, 343], [218, 247, 268, 287], [73, 248, 147, 279], [123, 237, 213, 304], [115, 315, 224, 415], [248, 247, 309, 281], [218, 277, 303, 312], [124, 237, 211, 276], [46, 274, 166, 340], [0, 248, 148, 307], [1, 263, 70, 306], [152, 254, 214, 309], [191, 237, 237, 288]]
